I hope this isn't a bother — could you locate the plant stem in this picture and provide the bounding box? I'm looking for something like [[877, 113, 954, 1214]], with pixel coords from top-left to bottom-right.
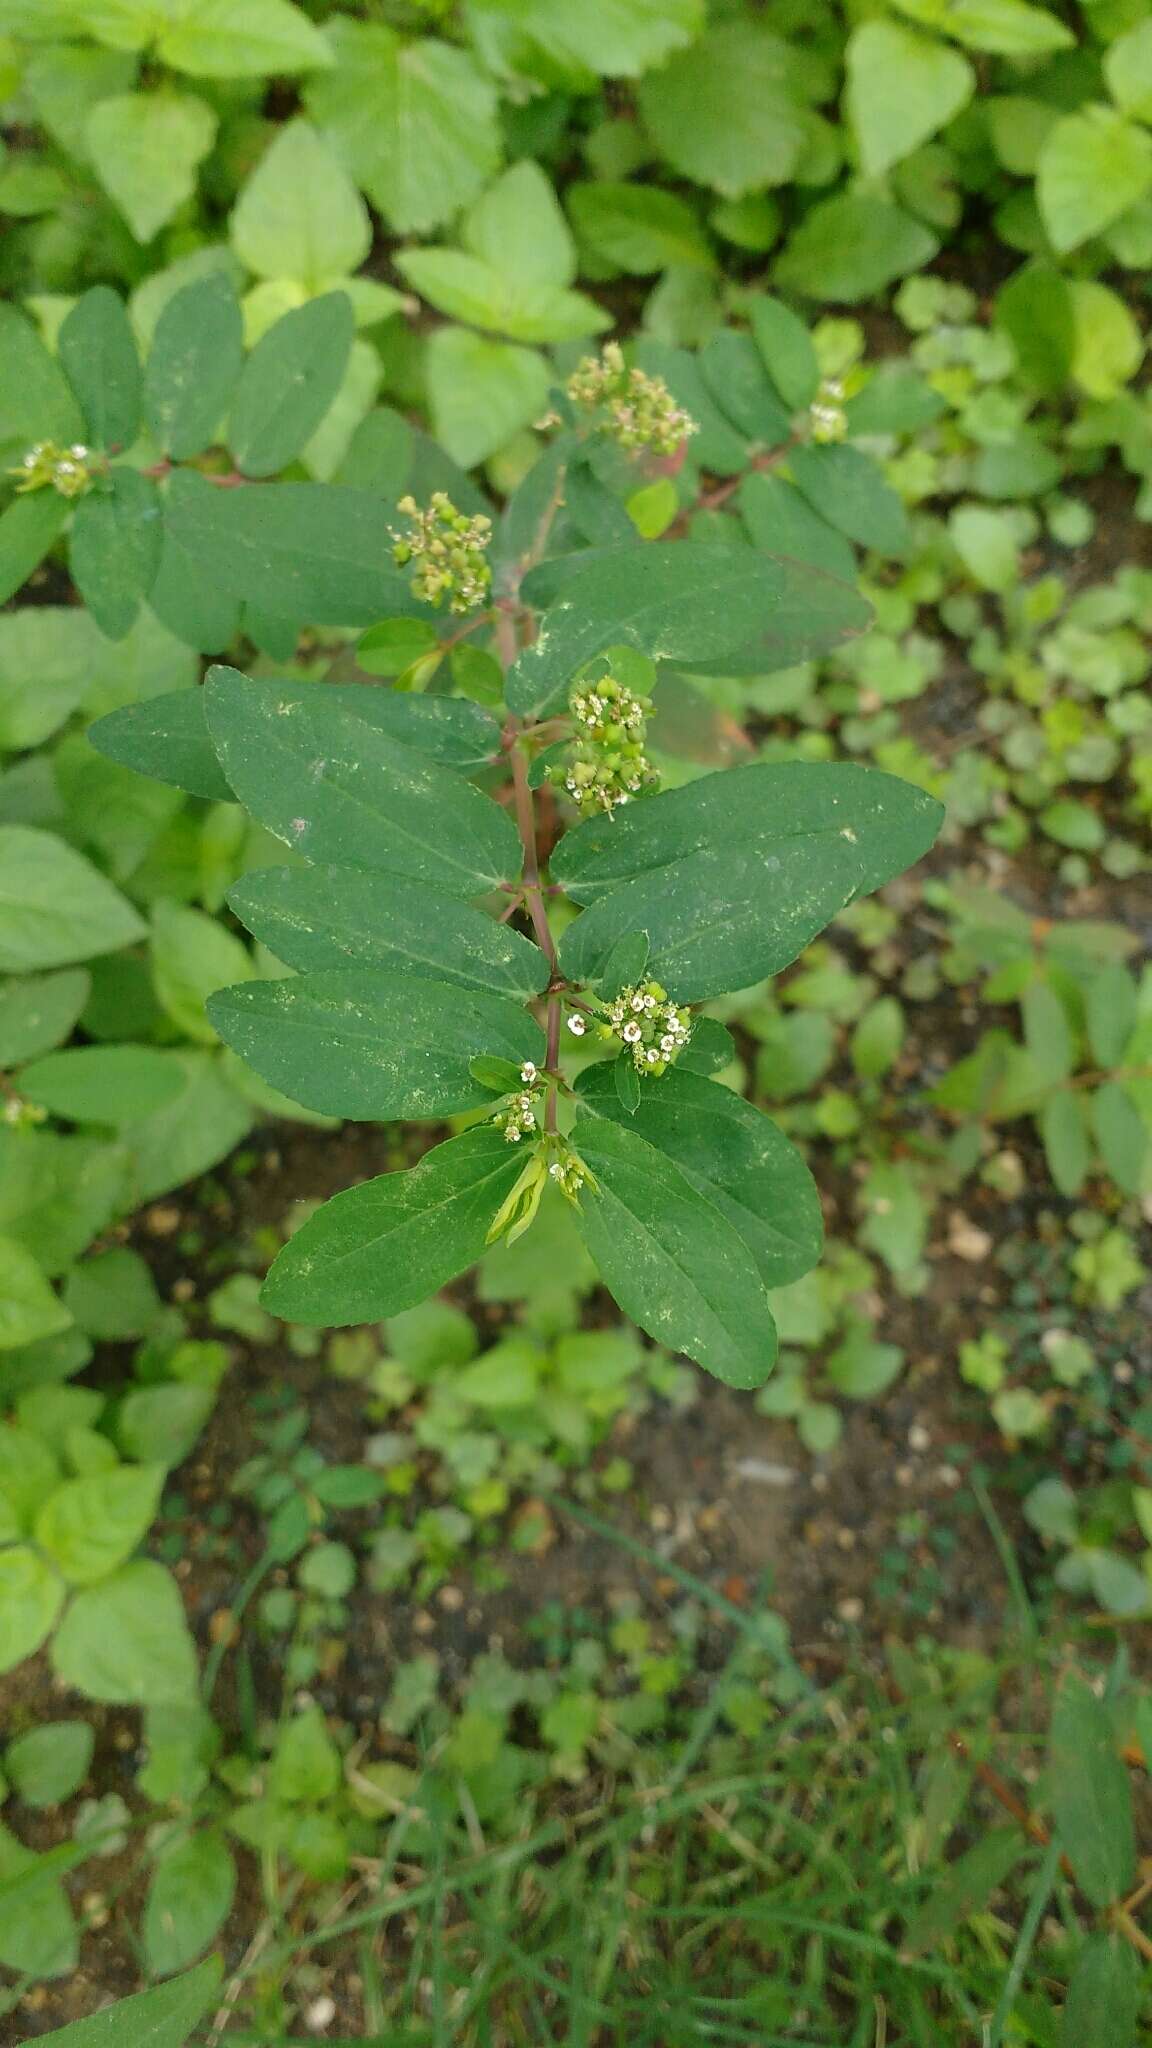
[[505, 720, 563, 1128]]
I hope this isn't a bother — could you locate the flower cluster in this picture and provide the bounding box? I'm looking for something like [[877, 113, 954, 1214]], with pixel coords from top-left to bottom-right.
[[597, 981, 692, 1077], [9, 440, 93, 498], [547, 1148, 588, 1201], [548, 673, 659, 819], [486, 1136, 595, 1247], [566, 342, 697, 457], [492, 1060, 544, 1144], [391, 492, 492, 614], [2, 1094, 48, 1129], [808, 378, 848, 444]]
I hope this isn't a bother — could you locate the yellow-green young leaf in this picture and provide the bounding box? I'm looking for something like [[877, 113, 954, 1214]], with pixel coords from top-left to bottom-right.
[[143, 272, 245, 460], [776, 193, 938, 302], [554, 761, 943, 1003], [1105, 18, 1152, 123], [846, 22, 974, 180], [118, 1051, 254, 1208], [306, 20, 499, 235], [57, 285, 141, 449], [207, 968, 544, 1120], [425, 326, 550, 470], [0, 1237, 72, 1352], [464, 160, 575, 289], [262, 1126, 529, 1324], [227, 292, 353, 478], [0, 1422, 62, 1529], [151, 899, 254, 1044], [230, 864, 549, 1000], [1070, 280, 1145, 400], [18, 1046, 185, 1126], [505, 0, 700, 76], [1049, 1673, 1136, 1908], [231, 118, 369, 287], [638, 22, 807, 197], [143, 1829, 236, 1978], [51, 1560, 198, 1705], [0, 1545, 65, 1673], [1037, 107, 1152, 255], [36, 1464, 164, 1584], [85, 91, 217, 244], [627, 479, 678, 538], [5, 1721, 93, 1806], [202, 670, 520, 893], [994, 261, 1075, 393], [0, 826, 146, 971], [0, 1820, 77, 1978], [397, 248, 607, 346], [21, 1957, 222, 2048], [576, 1065, 822, 1289], [154, 0, 333, 77], [929, 0, 1074, 56], [69, 468, 163, 641], [572, 1115, 778, 1388]]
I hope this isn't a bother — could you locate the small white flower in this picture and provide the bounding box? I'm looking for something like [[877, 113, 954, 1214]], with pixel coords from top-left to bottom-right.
[[520, 1061, 538, 1085], [630, 994, 645, 1012], [567, 1014, 586, 1037], [623, 1022, 642, 1043]]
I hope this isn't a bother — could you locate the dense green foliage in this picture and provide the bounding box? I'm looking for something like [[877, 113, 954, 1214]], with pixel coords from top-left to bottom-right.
[[1, 0, 1151, 2040]]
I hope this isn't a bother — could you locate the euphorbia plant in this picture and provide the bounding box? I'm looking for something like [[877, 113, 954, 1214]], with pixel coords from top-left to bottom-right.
[[90, 333, 943, 1389]]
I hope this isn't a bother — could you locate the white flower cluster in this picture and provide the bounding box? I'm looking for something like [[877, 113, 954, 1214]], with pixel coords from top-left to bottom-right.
[[600, 981, 692, 1077], [566, 342, 697, 457], [548, 673, 658, 819], [492, 1060, 544, 1144], [2, 1094, 47, 1128], [11, 440, 93, 499], [809, 377, 848, 444], [391, 491, 492, 614], [548, 1153, 587, 1199]]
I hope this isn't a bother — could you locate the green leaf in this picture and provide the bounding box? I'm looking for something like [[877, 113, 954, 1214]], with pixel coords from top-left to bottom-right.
[[776, 194, 938, 302], [788, 444, 909, 555], [639, 23, 807, 197], [0, 303, 84, 458], [36, 1465, 163, 1584], [614, 1054, 641, 1114], [162, 472, 418, 623], [507, 0, 701, 76], [0, 825, 145, 971], [88, 690, 234, 801], [578, 1064, 822, 1289], [1021, 981, 1074, 1083], [306, 20, 499, 235], [0, 1545, 65, 1673], [932, 0, 1073, 55], [231, 118, 369, 288], [271, 1703, 341, 1802], [469, 1055, 526, 1094], [747, 294, 820, 410], [994, 262, 1075, 393], [63, 1247, 162, 1339], [949, 503, 1019, 591], [0, 1127, 128, 1278], [846, 22, 974, 180], [51, 1559, 198, 1705], [425, 327, 550, 470], [69, 469, 163, 640], [155, 0, 332, 78], [0, 1422, 62, 1530], [465, 160, 576, 289], [1091, 1082, 1148, 1195], [228, 292, 354, 479], [57, 286, 141, 450], [509, 545, 782, 720], [699, 331, 791, 446], [0, 1237, 71, 1351], [397, 248, 607, 346], [1049, 1672, 1136, 1908], [1105, 19, 1152, 124], [144, 1829, 236, 1978], [568, 183, 710, 275], [850, 996, 904, 1079], [554, 761, 943, 1002], [5, 1721, 93, 1807], [573, 1114, 778, 1388], [1070, 280, 1144, 402], [208, 969, 543, 1120], [19, 1046, 186, 1126], [739, 472, 855, 580], [119, 1051, 252, 1207], [0, 491, 70, 608], [143, 273, 245, 460], [903, 1828, 1026, 1951], [231, 864, 548, 1000], [1037, 108, 1152, 255], [118, 1384, 215, 1469], [1060, 1932, 1140, 2048], [151, 899, 253, 1044], [86, 91, 217, 244], [0, 970, 90, 1066], [262, 1125, 529, 1324], [0, 1821, 77, 1978], [1087, 964, 1138, 1070], [202, 669, 519, 894], [23, 1958, 222, 2048]]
